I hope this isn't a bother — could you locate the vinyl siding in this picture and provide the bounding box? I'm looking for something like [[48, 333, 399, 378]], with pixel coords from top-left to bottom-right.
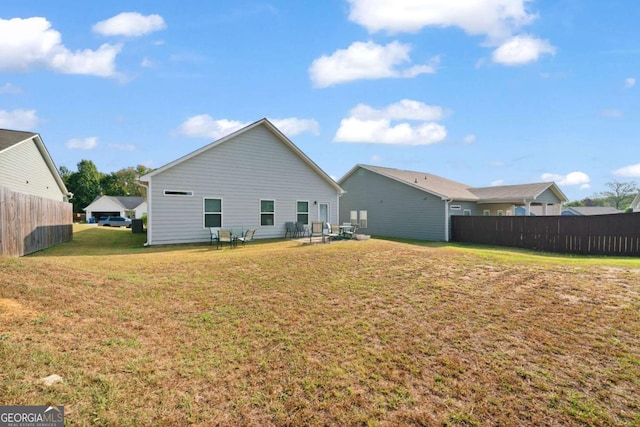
[[340, 167, 447, 241], [0, 139, 65, 201], [147, 125, 339, 245]]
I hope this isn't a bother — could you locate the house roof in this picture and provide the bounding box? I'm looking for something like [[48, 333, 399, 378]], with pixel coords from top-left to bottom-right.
[[0, 129, 71, 197], [339, 164, 568, 203], [563, 206, 623, 216], [84, 195, 145, 211], [469, 182, 568, 203], [0, 129, 37, 151], [139, 118, 343, 194], [340, 164, 478, 201]]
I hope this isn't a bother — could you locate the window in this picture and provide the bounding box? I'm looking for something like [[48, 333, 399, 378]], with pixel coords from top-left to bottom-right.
[[204, 198, 222, 228], [296, 201, 309, 224], [359, 210, 367, 228], [261, 200, 275, 226], [463, 209, 471, 216], [497, 210, 504, 216], [350, 210, 358, 225], [506, 210, 513, 216], [483, 210, 491, 216], [164, 190, 193, 196]]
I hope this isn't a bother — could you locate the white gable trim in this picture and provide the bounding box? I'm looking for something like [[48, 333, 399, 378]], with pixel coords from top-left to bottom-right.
[[140, 118, 343, 194]]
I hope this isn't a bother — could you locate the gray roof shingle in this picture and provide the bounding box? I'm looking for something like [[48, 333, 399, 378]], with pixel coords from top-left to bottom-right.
[[0, 129, 37, 152]]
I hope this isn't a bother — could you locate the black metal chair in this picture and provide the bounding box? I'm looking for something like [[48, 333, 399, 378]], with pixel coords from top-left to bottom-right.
[[295, 221, 307, 238], [284, 221, 296, 238]]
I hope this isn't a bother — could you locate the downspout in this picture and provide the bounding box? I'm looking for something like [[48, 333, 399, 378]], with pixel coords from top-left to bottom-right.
[[443, 198, 453, 242], [136, 179, 151, 246]]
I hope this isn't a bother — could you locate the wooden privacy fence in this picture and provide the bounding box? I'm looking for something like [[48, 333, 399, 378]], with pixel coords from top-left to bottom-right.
[[451, 213, 640, 256], [0, 186, 73, 257]]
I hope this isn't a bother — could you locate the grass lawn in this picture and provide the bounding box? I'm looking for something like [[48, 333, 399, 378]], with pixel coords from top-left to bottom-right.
[[1, 224, 639, 426]]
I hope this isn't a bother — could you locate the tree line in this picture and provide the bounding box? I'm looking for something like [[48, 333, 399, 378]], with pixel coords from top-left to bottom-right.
[[564, 180, 638, 211], [59, 160, 152, 213]]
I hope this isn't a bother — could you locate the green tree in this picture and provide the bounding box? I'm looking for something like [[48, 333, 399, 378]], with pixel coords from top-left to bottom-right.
[[100, 165, 152, 197], [65, 160, 104, 213], [599, 180, 638, 210]]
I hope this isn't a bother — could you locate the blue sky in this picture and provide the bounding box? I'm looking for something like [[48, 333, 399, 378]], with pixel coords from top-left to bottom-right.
[[2, 0, 639, 201]]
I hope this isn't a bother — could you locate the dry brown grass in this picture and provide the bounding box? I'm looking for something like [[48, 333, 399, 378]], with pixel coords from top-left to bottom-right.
[[1, 225, 639, 426]]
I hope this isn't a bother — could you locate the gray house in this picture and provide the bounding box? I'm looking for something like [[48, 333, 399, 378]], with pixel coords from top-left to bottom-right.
[[338, 164, 567, 241], [0, 129, 71, 201], [139, 118, 343, 246]]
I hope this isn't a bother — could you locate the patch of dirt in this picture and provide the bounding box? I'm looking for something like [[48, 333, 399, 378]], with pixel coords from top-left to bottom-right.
[[0, 298, 38, 320]]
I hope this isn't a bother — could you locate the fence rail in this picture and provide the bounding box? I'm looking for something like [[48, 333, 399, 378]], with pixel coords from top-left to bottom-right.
[[0, 186, 73, 257], [451, 213, 640, 256]]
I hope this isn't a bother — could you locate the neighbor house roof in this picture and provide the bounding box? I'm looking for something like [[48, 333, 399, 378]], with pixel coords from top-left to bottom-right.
[[0, 129, 71, 198], [340, 164, 478, 201], [84, 195, 145, 211], [469, 182, 568, 203], [339, 164, 568, 203], [139, 118, 343, 194], [0, 129, 37, 151], [563, 206, 623, 216]]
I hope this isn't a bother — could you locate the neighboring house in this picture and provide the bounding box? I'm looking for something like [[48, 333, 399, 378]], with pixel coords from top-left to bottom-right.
[[561, 206, 622, 216], [83, 195, 147, 221], [631, 193, 640, 213], [138, 118, 343, 245], [0, 129, 71, 201], [338, 164, 568, 241]]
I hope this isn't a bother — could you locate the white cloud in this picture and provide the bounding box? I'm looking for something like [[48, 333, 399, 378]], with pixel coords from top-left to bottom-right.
[[92, 12, 166, 37], [269, 118, 320, 136], [492, 35, 556, 65], [347, 0, 536, 41], [463, 134, 476, 144], [140, 57, 153, 68], [176, 115, 319, 139], [350, 99, 445, 121], [490, 179, 505, 186], [347, 1, 555, 66], [334, 99, 447, 145], [309, 41, 437, 88], [0, 109, 38, 129], [489, 160, 505, 168], [541, 171, 590, 189], [601, 108, 622, 118], [612, 163, 640, 178], [0, 83, 22, 94], [0, 17, 121, 77], [176, 115, 247, 139], [370, 155, 384, 163], [625, 77, 636, 88], [65, 137, 98, 150]]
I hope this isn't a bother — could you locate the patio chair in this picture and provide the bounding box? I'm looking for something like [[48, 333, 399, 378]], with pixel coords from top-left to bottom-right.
[[342, 222, 357, 239], [237, 228, 256, 246], [284, 221, 296, 239], [295, 221, 307, 238], [327, 223, 340, 242], [216, 229, 235, 249], [309, 221, 326, 243]]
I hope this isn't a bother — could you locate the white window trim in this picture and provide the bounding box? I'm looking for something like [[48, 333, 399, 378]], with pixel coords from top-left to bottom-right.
[[296, 200, 310, 225], [260, 198, 276, 227], [203, 197, 223, 229]]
